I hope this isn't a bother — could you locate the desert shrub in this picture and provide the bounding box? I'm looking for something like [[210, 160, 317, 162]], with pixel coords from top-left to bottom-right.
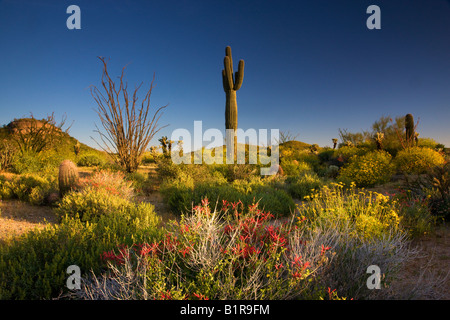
[[73, 201, 333, 300], [141, 153, 156, 164], [0, 140, 17, 171], [55, 187, 132, 222], [77, 153, 105, 167], [392, 189, 436, 237], [334, 146, 367, 163], [0, 205, 163, 299], [282, 160, 312, 177], [394, 147, 445, 175], [160, 178, 295, 217], [323, 165, 340, 179], [11, 150, 71, 176], [417, 138, 439, 150], [300, 183, 401, 240], [0, 174, 57, 205], [285, 172, 325, 200], [76, 170, 134, 200], [297, 183, 414, 299], [292, 152, 321, 172], [337, 150, 395, 187]]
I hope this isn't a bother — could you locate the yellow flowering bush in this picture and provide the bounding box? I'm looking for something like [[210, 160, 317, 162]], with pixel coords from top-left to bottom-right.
[[394, 147, 445, 174], [299, 182, 401, 240], [337, 150, 395, 187]]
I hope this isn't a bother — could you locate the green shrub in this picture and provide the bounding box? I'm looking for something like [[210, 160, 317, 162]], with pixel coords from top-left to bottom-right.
[[334, 146, 367, 163], [286, 172, 325, 200], [394, 147, 445, 174], [282, 160, 312, 177], [160, 178, 295, 217], [11, 151, 71, 176], [0, 205, 163, 299], [55, 187, 132, 222], [0, 174, 56, 205], [337, 150, 395, 187], [77, 153, 105, 167]]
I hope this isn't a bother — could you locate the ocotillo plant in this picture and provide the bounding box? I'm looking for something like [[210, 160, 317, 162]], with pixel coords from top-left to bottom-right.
[[222, 46, 244, 162], [405, 113, 415, 147]]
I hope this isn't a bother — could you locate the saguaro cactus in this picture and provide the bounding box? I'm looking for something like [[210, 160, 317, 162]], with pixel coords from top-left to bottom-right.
[[58, 159, 79, 197], [405, 113, 415, 147], [222, 46, 244, 162]]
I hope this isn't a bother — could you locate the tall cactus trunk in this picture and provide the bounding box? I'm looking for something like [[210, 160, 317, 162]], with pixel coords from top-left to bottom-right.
[[225, 90, 238, 161], [222, 46, 244, 163], [405, 113, 415, 148]]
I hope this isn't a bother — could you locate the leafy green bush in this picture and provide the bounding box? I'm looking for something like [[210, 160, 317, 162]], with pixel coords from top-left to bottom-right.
[[11, 150, 72, 176], [334, 146, 368, 163], [0, 174, 57, 205], [282, 160, 312, 177], [77, 153, 105, 167], [0, 206, 163, 299], [394, 147, 445, 174], [55, 187, 132, 222], [160, 177, 295, 217], [337, 150, 395, 187], [285, 172, 325, 200]]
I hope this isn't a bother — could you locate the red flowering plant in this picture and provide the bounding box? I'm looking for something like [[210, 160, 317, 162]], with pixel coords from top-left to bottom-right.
[[75, 169, 134, 200], [99, 197, 334, 300]]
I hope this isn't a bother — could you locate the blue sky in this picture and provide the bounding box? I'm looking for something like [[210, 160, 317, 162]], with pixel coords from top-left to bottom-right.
[[0, 0, 449, 150]]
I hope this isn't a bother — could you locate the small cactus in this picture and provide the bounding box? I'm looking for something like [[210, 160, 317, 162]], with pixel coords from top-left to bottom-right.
[[58, 159, 79, 197], [332, 138, 338, 150], [74, 141, 81, 156]]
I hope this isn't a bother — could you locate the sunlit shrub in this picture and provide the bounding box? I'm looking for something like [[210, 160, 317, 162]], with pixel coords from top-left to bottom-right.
[[285, 172, 325, 200], [160, 178, 295, 217], [77, 153, 105, 167], [76, 170, 134, 200], [0, 205, 162, 299], [0, 173, 56, 205], [337, 150, 395, 187], [296, 183, 414, 299], [282, 160, 312, 177], [394, 147, 445, 174]]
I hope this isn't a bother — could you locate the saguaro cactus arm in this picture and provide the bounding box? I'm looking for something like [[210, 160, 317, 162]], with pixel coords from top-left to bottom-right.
[[234, 60, 245, 90]]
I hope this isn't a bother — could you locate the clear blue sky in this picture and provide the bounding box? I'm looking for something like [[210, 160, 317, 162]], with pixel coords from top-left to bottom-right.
[[1, 0, 449, 150]]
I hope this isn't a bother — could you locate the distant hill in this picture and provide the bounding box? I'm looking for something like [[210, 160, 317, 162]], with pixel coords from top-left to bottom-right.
[[0, 117, 104, 157], [279, 140, 311, 149]]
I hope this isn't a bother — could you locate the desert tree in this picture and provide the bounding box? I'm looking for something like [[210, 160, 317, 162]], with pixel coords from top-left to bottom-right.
[[90, 57, 167, 173]]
